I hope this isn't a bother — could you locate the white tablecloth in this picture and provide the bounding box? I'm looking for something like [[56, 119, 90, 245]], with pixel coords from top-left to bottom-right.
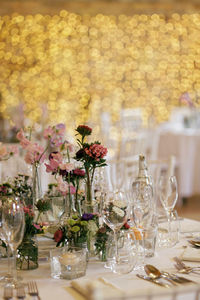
[[0, 219, 200, 300], [158, 128, 200, 198]]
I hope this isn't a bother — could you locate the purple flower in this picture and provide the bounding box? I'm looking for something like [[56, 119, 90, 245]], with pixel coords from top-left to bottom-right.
[[81, 213, 94, 221]]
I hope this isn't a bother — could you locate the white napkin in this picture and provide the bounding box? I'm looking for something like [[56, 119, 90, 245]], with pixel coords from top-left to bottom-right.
[[71, 277, 125, 300], [180, 247, 200, 262]]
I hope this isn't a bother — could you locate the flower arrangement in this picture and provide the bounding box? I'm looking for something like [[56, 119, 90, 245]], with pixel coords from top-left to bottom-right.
[[16, 124, 66, 205], [75, 125, 107, 213], [53, 213, 99, 249]]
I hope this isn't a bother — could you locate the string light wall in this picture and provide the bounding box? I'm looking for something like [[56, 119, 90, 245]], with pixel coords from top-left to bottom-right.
[[0, 11, 200, 130]]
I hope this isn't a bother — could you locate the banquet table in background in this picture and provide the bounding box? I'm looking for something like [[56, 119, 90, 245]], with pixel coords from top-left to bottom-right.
[[0, 218, 200, 300], [158, 128, 200, 200]]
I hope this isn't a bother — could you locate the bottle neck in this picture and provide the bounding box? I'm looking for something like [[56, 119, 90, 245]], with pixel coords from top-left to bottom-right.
[[137, 155, 152, 185]]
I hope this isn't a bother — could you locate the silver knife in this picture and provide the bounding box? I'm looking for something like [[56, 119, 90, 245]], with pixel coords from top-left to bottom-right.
[[136, 274, 170, 288]]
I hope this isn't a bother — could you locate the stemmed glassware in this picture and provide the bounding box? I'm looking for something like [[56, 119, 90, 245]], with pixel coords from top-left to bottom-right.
[[101, 190, 130, 273], [131, 182, 153, 268], [158, 175, 178, 246], [2, 196, 25, 287]]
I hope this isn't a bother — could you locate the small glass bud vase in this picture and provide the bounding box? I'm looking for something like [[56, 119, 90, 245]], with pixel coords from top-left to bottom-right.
[[17, 236, 38, 270], [32, 163, 43, 208]]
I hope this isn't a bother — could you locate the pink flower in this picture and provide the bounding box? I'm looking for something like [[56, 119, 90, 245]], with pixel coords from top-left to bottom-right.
[[59, 163, 74, 172], [8, 145, 18, 155], [45, 159, 59, 173], [43, 126, 54, 139], [57, 176, 76, 195], [0, 144, 8, 159], [62, 141, 74, 153], [85, 144, 107, 161], [16, 129, 30, 149], [33, 224, 41, 230], [44, 124, 66, 147], [57, 176, 69, 195], [25, 143, 46, 165]]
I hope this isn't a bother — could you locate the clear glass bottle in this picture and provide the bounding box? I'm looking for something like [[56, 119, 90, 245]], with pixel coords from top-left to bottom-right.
[[131, 155, 154, 228]]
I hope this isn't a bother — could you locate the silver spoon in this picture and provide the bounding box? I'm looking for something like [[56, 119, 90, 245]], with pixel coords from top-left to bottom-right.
[[188, 240, 200, 248], [144, 265, 178, 286]]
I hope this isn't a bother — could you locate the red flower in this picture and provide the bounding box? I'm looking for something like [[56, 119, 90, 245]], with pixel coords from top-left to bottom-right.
[[124, 222, 130, 229], [76, 125, 92, 136], [73, 168, 85, 177], [54, 229, 63, 243]]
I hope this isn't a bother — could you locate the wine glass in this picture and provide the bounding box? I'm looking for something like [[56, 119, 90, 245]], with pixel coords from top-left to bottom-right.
[[131, 182, 153, 268], [101, 190, 130, 273], [2, 196, 25, 287], [158, 175, 178, 246]]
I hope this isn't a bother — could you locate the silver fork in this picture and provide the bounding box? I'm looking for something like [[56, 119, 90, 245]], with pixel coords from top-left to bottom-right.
[[16, 286, 26, 299], [28, 281, 41, 300], [3, 286, 13, 300], [173, 257, 200, 274]]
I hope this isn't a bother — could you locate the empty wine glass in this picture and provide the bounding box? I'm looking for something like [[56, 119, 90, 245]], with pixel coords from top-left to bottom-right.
[[101, 190, 130, 273], [130, 183, 153, 269], [158, 175, 178, 246], [2, 196, 25, 287]]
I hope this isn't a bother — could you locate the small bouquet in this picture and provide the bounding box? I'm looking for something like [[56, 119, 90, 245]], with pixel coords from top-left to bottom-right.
[[53, 213, 99, 249]]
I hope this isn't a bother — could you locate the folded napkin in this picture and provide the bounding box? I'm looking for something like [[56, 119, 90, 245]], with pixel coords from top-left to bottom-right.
[[180, 247, 200, 262], [71, 277, 125, 300]]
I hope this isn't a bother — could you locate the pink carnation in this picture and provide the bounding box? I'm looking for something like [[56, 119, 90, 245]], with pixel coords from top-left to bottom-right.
[[85, 144, 107, 161]]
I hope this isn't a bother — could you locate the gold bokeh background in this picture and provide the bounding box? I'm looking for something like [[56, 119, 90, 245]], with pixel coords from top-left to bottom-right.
[[0, 1, 200, 131]]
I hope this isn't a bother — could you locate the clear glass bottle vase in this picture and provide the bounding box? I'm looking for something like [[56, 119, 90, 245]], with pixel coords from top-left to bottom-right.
[[32, 163, 42, 207]]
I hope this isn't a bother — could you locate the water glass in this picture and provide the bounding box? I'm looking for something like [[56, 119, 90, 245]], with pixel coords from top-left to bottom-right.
[[111, 232, 137, 274], [157, 210, 180, 248], [141, 226, 157, 257], [50, 248, 62, 279]]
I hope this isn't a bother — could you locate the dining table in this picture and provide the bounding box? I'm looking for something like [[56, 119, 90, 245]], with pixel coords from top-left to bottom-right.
[[0, 218, 200, 300]]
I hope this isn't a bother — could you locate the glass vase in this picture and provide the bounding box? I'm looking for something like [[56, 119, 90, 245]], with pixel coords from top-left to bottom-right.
[[84, 182, 99, 214], [32, 163, 42, 207], [17, 236, 38, 270]]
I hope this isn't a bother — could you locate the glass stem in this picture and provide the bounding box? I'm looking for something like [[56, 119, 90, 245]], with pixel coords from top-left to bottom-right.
[[113, 230, 119, 263], [10, 248, 17, 282], [167, 210, 172, 242], [7, 245, 11, 276]]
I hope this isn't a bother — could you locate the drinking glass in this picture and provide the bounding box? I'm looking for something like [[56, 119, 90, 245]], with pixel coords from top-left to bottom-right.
[[2, 196, 25, 287], [101, 190, 129, 273], [158, 175, 178, 246]]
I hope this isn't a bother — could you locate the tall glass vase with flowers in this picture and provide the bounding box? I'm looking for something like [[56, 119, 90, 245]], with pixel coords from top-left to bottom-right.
[[17, 206, 42, 270], [75, 125, 107, 213], [16, 124, 66, 210], [45, 140, 86, 219]]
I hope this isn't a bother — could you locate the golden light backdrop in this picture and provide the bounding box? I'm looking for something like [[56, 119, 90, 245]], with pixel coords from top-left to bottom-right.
[[0, 10, 200, 131]]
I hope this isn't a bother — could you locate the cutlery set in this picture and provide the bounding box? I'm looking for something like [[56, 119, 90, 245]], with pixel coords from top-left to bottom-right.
[[3, 281, 41, 300], [137, 258, 199, 288]]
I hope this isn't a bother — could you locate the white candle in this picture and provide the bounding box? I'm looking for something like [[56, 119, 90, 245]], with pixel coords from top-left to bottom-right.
[[60, 252, 80, 265]]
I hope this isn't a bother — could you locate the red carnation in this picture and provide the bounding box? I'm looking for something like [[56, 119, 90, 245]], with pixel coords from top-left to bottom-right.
[[76, 125, 92, 136], [124, 222, 130, 229], [73, 168, 85, 177], [54, 229, 63, 243]]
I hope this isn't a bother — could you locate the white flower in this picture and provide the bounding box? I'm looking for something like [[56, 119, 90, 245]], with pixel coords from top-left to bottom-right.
[[112, 206, 125, 218], [113, 200, 126, 209], [88, 220, 98, 235]]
